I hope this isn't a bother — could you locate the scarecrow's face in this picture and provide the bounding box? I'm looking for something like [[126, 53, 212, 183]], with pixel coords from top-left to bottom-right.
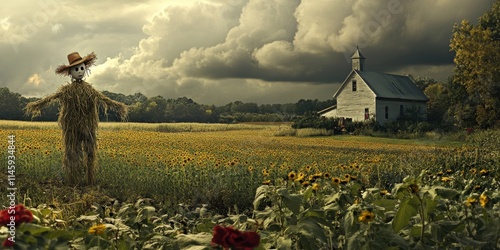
[[70, 63, 86, 80]]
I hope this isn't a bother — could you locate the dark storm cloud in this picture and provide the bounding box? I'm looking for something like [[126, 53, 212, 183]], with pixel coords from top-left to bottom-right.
[[0, 0, 496, 105]]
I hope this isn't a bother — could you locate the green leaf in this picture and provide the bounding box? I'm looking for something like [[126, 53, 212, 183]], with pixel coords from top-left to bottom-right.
[[280, 192, 302, 215], [135, 206, 156, 224], [253, 185, 269, 210], [392, 196, 419, 233], [18, 223, 52, 235], [347, 231, 362, 250], [430, 186, 460, 200], [373, 198, 398, 211], [298, 217, 327, 243], [477, 217, 500, 243], [175, 232, 212, 248], [343, 210, 358, 237], [77, 214, 100, 222], [303, 186, 313, 201], [277, 236, 292, 250], [430, 221, 463, 242]]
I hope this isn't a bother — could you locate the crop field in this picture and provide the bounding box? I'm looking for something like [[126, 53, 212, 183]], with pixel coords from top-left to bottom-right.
[[0, 121, 498, 249]]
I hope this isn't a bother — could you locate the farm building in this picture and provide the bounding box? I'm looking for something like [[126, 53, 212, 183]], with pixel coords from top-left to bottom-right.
[[319, 48, 428, 124]]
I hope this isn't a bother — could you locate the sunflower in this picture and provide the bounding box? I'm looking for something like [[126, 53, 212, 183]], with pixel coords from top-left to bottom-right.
[[312, 183, 320, 191], [465, 197, 477, 207], [441, 177, 452, 182], [479, 169, 489, 176], [323, 172, 331, 178], [262, 169, 270, 176], [296, 172, 305, 182], [302, 181, 310, 188], [470, 168, 477, 174], [344, 174, 351, 180], [247, 166, 254, 172], [358, 210, 375, 223], [88, 224, 106, 235], [288, 171, 297, 180], [332, 177, 341, 186], [480, 193, 489, 208]]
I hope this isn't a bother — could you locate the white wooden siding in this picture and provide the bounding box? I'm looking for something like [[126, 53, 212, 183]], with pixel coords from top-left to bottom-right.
[[336, 74, 376, 121]]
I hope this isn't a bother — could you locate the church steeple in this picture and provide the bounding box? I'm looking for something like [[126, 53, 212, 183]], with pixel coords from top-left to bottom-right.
[[351, 46, 365, 71]]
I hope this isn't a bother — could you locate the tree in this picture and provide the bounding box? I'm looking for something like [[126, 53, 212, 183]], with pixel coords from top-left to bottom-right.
[[424, 81, 451, 125], [449, 0, 500, 128], [0, 88, 24, 120]]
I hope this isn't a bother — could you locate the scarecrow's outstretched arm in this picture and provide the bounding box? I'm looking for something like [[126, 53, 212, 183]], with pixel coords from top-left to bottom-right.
[[25, 91, 62, 119], [98, 94, 128, 121]]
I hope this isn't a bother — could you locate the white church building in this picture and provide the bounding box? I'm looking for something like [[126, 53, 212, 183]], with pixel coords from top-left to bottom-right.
[[319, 48, 428, 123]]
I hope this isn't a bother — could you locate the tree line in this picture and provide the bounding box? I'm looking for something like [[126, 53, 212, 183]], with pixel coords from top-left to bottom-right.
[[2, 1, 498, 129], [0, 87, 335, 123]]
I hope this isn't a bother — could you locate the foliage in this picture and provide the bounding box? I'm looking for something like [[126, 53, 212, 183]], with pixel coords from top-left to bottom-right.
[[1, 163, 498, 249], [291, 115, 340, 132], [449, 0, 500, 129], [0, 87, 335, 124]]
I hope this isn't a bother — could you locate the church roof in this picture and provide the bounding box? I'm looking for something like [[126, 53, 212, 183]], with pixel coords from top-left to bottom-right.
[[357, 71, 428, 101]]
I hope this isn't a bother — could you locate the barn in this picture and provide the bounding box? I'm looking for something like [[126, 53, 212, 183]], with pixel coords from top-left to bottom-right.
[[319, 48, 428, 124]]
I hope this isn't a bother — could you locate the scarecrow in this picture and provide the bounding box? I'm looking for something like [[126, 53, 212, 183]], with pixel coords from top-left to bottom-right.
[[26, 52, 128, 186]]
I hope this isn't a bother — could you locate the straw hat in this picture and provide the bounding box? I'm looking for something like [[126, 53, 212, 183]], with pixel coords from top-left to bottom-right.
[[55, 52, 97, 75]]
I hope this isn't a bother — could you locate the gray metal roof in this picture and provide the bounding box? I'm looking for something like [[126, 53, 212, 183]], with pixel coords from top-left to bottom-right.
[[357, 71, 428, 101]]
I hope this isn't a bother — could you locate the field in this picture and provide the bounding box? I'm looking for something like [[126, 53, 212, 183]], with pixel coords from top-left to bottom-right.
[[0, 121, 498, 249]]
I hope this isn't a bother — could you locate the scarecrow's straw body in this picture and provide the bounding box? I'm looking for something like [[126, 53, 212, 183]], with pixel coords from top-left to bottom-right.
[[26, 81, 127, 185]]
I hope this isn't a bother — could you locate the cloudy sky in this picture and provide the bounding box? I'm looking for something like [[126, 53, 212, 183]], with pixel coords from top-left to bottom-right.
[[0, 0, 495, 105]]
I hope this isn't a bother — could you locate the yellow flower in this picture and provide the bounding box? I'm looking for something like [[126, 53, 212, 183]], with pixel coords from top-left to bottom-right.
[[296, 172, 305, 182], [441, 177, 452, 182], [312, 183, 320, 191], [262, 180, 271, 185], [479, 169, 489, 176], [262, 169, 270, 176], [302, 181, 310, 187], [332, 177, 341, 186], [465, 197, 477, 207], [358, 210, 375, 223], [88, 224, 106, 235], [247, 166, 254, 171], [288, 171, 297, 180], [323, 172, 331, 178], [480, 193, 489, 208], [470, 168, 477, 174], [344, 174, 351, 180]]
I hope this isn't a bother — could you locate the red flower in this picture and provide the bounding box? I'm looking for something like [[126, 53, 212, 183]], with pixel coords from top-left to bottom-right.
[[0, 205, 33, 227], [211, 225, 260, 250], [2, 238, 14, 248]]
